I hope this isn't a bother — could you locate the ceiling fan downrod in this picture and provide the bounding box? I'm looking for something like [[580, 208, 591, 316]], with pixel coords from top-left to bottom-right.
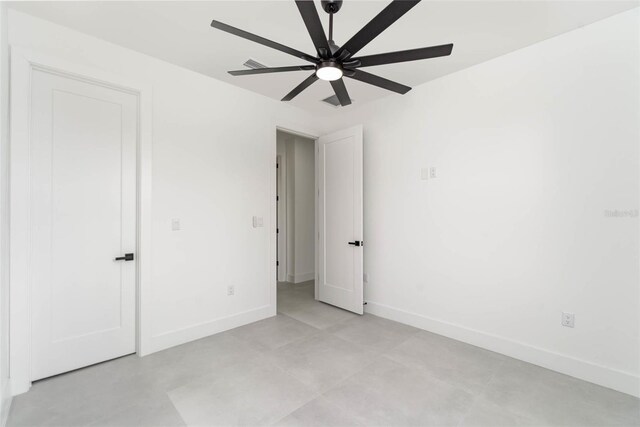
[[329, 11, 334, 43], [322, 0, 342, 53]]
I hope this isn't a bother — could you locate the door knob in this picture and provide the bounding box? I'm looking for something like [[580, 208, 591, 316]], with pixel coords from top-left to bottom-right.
[[348, 241, 362, 247], [115, 253, 134, 261]]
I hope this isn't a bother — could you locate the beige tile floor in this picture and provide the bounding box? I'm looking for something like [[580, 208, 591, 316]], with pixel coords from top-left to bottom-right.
[[8, 280, 640, 426]]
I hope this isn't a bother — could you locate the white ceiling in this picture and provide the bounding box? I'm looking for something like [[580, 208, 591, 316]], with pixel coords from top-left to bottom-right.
[[8, 0, 639, 114]]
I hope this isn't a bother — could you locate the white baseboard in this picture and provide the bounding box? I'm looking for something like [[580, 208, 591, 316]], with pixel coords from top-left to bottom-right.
[[365, 301, 640, 398], [1, 381, 12, 427], [0, 398, 10, 427], [292, 272, 314, 284], [147, 304, 274, 354]]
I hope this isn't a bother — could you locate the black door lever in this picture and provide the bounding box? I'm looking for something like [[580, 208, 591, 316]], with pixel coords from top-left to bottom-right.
[[115, 253, 134, 261], [348, 241, 362, 247]]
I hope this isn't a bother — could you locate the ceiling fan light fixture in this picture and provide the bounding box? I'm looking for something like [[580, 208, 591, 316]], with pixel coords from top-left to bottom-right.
[[316, 61, 343, 81]]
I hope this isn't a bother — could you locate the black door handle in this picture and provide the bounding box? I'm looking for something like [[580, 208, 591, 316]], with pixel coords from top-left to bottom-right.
[[348, 241, 362, 247], [115, 253, 134, 261]]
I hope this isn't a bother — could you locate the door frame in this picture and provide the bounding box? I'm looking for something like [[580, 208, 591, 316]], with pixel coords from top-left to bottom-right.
[[271, 123, 319, 302], [9, 47, 153, 395], [276, 153, 287, 283]]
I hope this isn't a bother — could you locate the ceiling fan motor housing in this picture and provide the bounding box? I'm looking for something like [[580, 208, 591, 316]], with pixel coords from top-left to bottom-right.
[[321, 0, 343, 14]]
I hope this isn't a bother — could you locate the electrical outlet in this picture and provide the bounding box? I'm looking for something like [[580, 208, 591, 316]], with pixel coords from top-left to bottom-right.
[[561, 312, 575, 328], [227, 285, 235, 296], [429, 167, 437, 178]]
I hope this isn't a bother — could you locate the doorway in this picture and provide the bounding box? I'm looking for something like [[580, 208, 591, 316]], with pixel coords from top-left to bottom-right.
[[275, 125, 364, 318], [8, 48, 152, 394], [276, 130, 316, 287]]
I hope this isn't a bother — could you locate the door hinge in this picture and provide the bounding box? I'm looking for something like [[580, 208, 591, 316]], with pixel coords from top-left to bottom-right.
[[277, 228, 279, 233], [276, 195, 279, 201], [276, 163, 279, 169], [276, 261, 279, 266]]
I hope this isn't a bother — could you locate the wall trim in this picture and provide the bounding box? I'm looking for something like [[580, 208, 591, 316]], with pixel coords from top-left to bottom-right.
[[365, 301, 640, 398], [276, 153, 287, 283], [292, 272, 314, 284], [148, 305, 272, 353], [0, 381, 11, 427]]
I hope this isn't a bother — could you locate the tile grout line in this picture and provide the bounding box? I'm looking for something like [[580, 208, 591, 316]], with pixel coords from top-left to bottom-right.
[[454, 357, 508, 427]]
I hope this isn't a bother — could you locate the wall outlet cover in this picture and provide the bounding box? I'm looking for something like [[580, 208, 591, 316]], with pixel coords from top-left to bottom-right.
[[561, 312, 575, 328]]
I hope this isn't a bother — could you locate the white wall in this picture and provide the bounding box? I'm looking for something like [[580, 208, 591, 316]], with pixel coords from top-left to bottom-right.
[[0, 1, 11, 421], [276, 131, 315, 284], [324, 9, 640, 397], [6, 9, 320, 370]]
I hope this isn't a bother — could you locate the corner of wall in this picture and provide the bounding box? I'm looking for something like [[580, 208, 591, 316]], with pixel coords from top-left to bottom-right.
[[0, 381, 10, 427], [0, 1, 12, 423]]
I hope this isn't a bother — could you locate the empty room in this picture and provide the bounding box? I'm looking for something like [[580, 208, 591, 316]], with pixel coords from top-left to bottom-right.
[[0, 0, 638, 426]]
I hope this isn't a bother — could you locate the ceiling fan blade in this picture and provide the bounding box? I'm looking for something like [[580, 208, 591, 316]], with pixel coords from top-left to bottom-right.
[[330, 79, 352, 106], [334, 0, 420, 60], [346, 69, 411, 94], [282, 73, 319, 101], [211, 19, 318, 64], [352, 44, 453, 67], [295, 0, 331, 58], [228, 65, 316, 76]]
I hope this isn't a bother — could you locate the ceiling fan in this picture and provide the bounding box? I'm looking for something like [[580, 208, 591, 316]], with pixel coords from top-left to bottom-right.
[[210, 0, 453, 107]]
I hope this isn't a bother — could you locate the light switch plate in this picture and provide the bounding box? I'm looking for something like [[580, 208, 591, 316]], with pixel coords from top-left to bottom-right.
[[421, 168, 429, 181], [171, 219, 180, 231], [253, 216, 264, 228]]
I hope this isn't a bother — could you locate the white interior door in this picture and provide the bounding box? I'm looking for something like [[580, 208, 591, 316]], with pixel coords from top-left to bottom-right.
[[30, 69, 137, 381], [317, 125, 363, 314]]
